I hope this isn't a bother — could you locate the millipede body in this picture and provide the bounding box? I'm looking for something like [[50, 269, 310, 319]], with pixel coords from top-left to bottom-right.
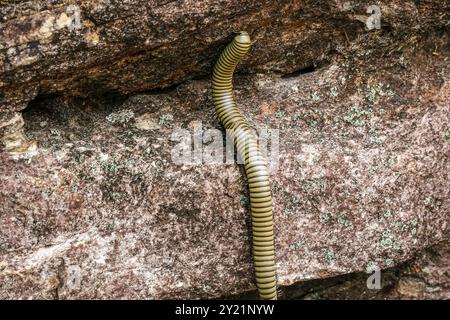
[[212, 31, 278, 300]]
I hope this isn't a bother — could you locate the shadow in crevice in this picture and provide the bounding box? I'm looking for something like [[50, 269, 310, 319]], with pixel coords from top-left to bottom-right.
[[21, 88, 130, 149], [281, 64, 318, 79], [219, 264, 405, 300]]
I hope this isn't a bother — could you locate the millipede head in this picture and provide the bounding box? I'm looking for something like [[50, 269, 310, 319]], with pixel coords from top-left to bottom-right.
[[235, 31, 251, 45]]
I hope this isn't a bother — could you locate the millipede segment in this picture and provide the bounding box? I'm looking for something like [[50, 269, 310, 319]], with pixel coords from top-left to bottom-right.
[[212, 31, 278, 300]]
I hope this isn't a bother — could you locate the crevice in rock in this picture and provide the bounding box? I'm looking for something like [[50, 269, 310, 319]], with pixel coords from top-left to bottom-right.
[[281, 64, 319, 78], [220, 267, 402, 300], [222, 239, 450, 300], [137, 82, 184, 96]]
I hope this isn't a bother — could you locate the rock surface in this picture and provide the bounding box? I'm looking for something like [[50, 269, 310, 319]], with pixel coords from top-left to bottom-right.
[[1, 0, 449, 147], [0, 0, 449, 299], [231, 239, 450, 299]]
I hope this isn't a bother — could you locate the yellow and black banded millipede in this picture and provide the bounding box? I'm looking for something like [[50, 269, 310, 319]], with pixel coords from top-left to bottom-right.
[[212, 31, 278, 300]]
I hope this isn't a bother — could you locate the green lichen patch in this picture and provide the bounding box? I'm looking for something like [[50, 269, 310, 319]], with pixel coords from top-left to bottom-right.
[[445, 128, 450, 140], [323, 248, 336, 264], [96, 156, 126, 175], [384, 209, 393, 218], [106, 109, 135, 125], [275, 110, 285, 118], [289, 241, 303, 250], [364, 82, 395, 104], [424, 196, 433, 206], [159, 114, 174, 126], [366, 260, 379, 273], [385, 258, 394, 267], [111, 191, 122, 202], [379, 229, 396, 249], [283, 205, 294, 216], [240, 193, 248, 204], [302, 176, 327, 195], [320, 212, 332, 223], [329, 87, 339, 98], [311, 92, 321, 103]]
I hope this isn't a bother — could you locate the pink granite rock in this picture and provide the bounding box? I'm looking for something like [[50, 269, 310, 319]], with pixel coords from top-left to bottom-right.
[[0, 0, 449, 299]]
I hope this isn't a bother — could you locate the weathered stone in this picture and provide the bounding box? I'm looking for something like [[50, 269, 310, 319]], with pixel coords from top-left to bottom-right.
[[1, 0, 448, 114], [255, 239, 450, 300]]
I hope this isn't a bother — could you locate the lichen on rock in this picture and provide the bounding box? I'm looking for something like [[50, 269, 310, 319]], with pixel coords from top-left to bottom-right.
[[0, 0, 449, 299]]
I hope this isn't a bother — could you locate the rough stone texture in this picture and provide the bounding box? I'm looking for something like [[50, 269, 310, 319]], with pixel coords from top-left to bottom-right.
[[1, 0, 449, 299], [231, 239, 450, 299], [1, 0, 449, 144]]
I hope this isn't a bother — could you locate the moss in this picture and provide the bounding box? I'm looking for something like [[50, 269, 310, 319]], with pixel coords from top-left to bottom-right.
[[385, 83, 395, 97], [338, 217, 352, 228], [387, 155, 398, 167], [291, 113, 302, 121], [202, 284, 212, 291], [376, 83, 386, 96], [309, 120, 319, 127], [50, 142, 62, 151], [390, 219, 416, 234], [368, 127, 383, 145], [49, 128, 61, 137], [304, 292, 321, 300]]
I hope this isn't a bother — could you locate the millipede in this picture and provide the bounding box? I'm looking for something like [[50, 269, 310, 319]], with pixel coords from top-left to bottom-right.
[[212, 31, 278, 300]]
